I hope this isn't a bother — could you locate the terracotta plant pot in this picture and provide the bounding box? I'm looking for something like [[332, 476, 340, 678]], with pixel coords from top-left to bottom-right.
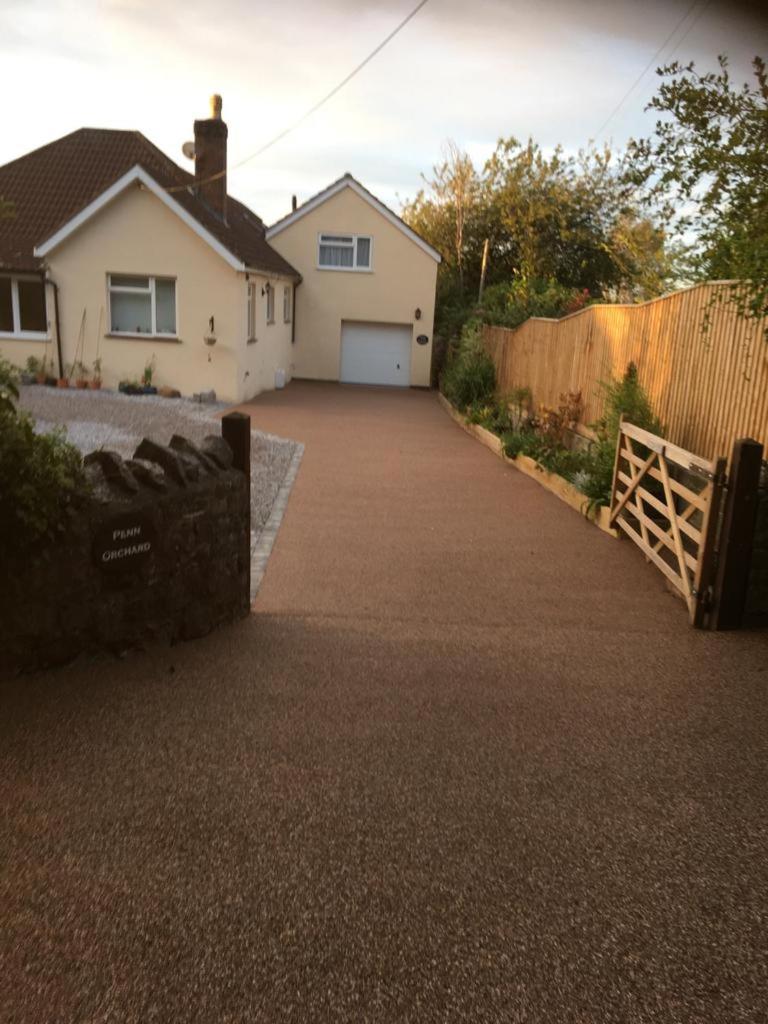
[[89, 378, 102, 390], [56, 379, 69, 389], [76, 378, 89, 389], [35, 373, 47, 385]]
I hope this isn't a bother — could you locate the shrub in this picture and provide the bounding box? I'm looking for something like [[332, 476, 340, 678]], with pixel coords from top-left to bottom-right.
[[0, 356, 19, 415], [0, 387, 87, 561], [576, 364, 663, 508], [502, 429, 542, 460], [440, 320, 496, 408], [478, 278, 593, 329]]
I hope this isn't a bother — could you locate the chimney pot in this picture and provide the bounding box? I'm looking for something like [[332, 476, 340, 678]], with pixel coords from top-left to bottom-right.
[[291, 194, 297, 212], [194, 95, 228, 220]]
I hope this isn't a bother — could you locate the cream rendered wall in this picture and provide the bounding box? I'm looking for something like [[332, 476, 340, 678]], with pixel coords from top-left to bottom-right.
[[268, 186, 438, 386], [41, 182, 248, 401], [241, 276, 294, 400]]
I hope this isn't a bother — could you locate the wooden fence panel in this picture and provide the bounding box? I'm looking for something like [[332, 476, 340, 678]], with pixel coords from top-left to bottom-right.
[[484, 282, 768, 461]]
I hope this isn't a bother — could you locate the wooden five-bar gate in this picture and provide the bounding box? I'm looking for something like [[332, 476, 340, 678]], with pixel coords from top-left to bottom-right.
[[610, 419, 763, 629]]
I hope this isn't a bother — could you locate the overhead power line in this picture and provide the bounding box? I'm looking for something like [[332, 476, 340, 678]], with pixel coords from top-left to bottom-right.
[[169, 0, 430, 193], [592, 0, 703, 142], [231, 0, 430, 169]]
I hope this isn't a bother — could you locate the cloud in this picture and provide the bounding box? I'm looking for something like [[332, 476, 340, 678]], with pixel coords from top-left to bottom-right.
[[1, 0, 766, 222]]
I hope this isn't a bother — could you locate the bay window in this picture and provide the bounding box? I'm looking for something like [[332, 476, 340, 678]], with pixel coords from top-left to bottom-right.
[[108, 274, 176, 336]]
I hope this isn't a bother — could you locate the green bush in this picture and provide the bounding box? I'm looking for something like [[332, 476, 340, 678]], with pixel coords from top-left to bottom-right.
[[478, 278, 591, 329], [576, 364, 663, 508], [0, 376, 87, 561], [0, 356, 19, 415], [440, 321, 496, 408], [502, 429, 542, 460]]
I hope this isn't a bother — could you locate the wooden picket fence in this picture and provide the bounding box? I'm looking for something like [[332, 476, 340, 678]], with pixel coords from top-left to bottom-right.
[[483, 281, 768, 461], [609, 420, 726, 626]]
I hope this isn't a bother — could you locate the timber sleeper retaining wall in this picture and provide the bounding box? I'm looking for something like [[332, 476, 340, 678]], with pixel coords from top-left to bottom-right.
[[438, 393, 617, 537]]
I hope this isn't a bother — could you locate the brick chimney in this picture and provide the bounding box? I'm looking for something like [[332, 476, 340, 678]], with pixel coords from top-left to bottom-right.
[[194, 94, 227, 220]]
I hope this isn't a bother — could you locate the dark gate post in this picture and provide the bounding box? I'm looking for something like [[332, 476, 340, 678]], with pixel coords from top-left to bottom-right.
[[712, 437, 764, 630], [221, 411, 251, 487], [221, 411, 251, 606]]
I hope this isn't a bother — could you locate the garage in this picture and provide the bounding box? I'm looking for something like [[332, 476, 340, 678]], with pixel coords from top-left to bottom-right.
[[340, 322, 412, 387]]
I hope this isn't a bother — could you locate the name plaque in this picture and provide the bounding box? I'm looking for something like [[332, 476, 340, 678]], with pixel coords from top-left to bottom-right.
[[93, 513, 157, 571]]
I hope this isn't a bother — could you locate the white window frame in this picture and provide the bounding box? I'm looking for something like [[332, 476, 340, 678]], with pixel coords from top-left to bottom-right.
[[107, 274, 178, 338], [265, 282, 275, 325], [247, 281, 257, 342], [283, 284, 292, 324], [317, 233, 373, 272], [0, 274, 49, 339]]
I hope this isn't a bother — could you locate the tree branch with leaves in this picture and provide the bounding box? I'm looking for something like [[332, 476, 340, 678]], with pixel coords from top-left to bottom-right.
[[627, 55, 768, 326]]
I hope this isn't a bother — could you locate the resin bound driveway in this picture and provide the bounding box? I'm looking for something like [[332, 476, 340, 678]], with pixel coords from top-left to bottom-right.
[[2, 381, 768, 1023]]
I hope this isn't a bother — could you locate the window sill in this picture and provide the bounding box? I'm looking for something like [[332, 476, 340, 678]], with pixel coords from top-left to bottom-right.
[[266, 320, 275, 326], [106, 333, 181, 343], [247, 337, 258, 345], [316, 266, 373, 273], [0, 331, 50, 341]]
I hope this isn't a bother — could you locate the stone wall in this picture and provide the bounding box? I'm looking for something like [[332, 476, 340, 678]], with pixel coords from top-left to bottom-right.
[[745, 462, 768, 627], [2, 430, 250, 674]]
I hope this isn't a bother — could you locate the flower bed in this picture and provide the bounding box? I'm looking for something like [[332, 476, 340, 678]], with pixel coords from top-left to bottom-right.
[[438, 393, 617, 537]]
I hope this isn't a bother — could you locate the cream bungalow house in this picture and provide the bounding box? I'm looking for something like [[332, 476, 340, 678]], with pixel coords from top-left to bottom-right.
[[266, 174, 441, 388], [0, 97, 299, 402]]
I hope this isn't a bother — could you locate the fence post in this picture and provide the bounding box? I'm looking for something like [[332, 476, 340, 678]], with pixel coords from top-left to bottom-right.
[[712, 437, 764, 630], [221, 411, 251, 605]]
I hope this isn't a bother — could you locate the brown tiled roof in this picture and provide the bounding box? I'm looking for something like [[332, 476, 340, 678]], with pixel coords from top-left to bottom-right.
[[0, 128, 299, 278]]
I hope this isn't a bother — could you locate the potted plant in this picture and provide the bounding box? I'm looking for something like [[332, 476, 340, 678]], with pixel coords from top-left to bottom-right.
[[74, 360, 89, 389], [35, 353, 50, 385], [90, 357, 102, 389], [57, 363, 72, 389], [22, 356, 40, 385], [141, 356, 157, 395]]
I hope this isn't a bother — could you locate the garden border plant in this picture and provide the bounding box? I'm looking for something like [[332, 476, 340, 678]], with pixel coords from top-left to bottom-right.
[[440, 333, 663, 521], [0, 356, 89, 567]]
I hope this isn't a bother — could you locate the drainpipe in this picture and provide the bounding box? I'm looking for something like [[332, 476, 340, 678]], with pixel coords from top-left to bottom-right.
[[45, 274, 64, 378]]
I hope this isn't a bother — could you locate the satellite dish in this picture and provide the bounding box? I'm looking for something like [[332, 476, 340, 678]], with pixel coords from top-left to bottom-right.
[[182, 141, 196, 160]]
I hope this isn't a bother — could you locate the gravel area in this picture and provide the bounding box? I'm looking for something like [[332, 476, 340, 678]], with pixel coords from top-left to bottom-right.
[[19, 385, 300, 584]]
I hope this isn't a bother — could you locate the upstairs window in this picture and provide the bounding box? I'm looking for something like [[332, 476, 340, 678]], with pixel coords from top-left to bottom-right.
[[108, 274, 176, 336], [0, 275, 47, 336], [318, 233, 372, 270], [283, 285, 292, 323]]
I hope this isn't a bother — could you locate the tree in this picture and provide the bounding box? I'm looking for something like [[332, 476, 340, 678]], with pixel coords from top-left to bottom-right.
[[627, 56, 768, 325], [403, 136, 673, 340], [402, 141, 481, 290]]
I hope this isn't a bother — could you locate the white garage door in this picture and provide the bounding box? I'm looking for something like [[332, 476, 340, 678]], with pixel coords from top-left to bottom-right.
[[340, 322, 411, 387]]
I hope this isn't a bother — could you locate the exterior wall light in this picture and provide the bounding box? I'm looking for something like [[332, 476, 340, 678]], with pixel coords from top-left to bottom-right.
[[204, 315, 217, 361], [415, 308, 422, 320]]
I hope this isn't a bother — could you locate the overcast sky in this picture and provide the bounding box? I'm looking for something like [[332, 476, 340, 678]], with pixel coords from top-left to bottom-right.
[[1, 0, 766, 223]]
